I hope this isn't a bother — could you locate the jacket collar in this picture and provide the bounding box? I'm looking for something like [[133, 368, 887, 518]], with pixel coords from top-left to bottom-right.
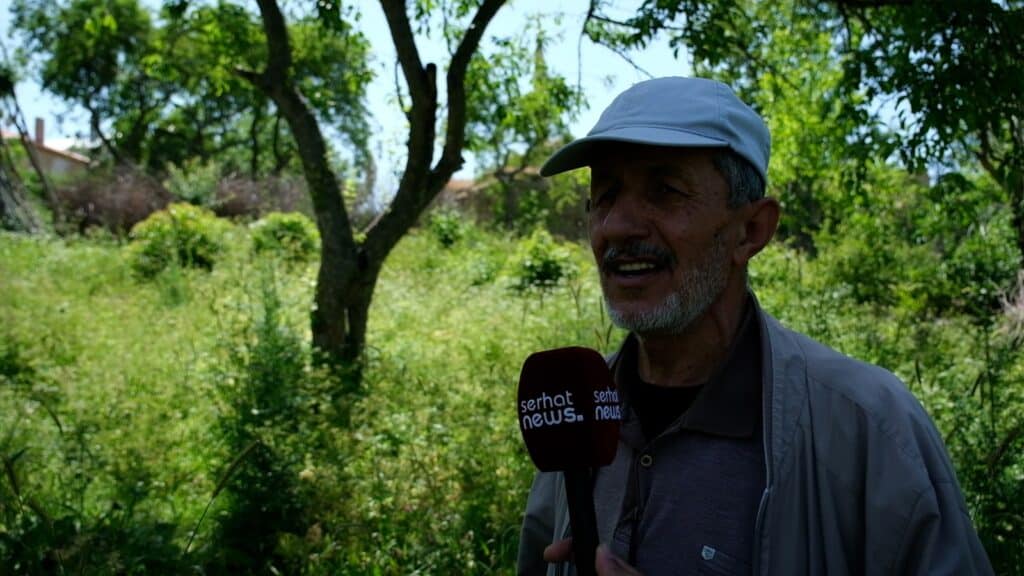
[[601, 293, 809, 479], [609, 294, 763, 448]]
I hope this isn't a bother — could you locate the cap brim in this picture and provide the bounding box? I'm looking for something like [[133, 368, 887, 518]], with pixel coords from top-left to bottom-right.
[[539, 127, 730, 177]]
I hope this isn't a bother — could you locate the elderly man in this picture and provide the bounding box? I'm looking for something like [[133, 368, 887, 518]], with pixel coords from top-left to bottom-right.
[[516, 77, 992, 575]]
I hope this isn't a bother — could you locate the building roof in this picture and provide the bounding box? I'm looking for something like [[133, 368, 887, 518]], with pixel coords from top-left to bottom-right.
[[2, 129, 91, 165]]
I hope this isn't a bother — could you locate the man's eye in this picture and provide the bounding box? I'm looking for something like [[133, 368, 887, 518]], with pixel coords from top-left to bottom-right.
[[661, 183, 684, 196], [589, 188, 616, 210]]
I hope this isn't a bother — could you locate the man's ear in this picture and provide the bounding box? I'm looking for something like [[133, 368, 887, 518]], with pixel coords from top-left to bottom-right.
[[732, 197, 780, 267]]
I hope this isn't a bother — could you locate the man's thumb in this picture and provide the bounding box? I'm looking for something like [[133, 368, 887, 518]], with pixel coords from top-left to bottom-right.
[[595, 544, 642, 576]]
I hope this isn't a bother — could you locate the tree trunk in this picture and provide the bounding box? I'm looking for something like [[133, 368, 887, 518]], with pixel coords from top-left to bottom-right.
[[250, 99, 264, 178], [0, 138, 40, 233], [977, 149, 1024, 262], [500, 176, 517, 229], [310, 261, 378, 359], [271, 113, 287, 176], [246, 0, 361, 370], [270, 82, 360, 366], [2, 94, 60, 224], [1011, 177, 1024, 261], [246, 0, 505, 379]]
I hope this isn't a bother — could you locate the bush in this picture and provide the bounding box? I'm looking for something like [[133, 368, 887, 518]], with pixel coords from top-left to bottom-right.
[[57, 165, 172, 235], [202, 278, 315, 574], [164, 157, 313, 220], [127, 203, 232, 278], [250, 212, 320, 263], [937, 210, 1020, 320], [5, 207, 1023, 573], [510, 229, 577, 292], [165, 158, 220, 207], [427, 210, 466, 248], [815, 170, 1021, 320], [214, 175, 312, 220], [815, 212, 902, 305]]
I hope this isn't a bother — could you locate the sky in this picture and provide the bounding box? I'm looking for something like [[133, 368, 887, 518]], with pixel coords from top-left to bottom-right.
[[0, 0, 687, 194]]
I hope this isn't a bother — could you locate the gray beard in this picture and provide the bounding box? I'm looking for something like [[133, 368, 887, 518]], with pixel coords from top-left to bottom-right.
[[603, 234, 729, 336]]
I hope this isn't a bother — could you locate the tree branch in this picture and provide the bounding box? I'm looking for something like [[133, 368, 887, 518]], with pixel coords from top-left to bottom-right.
[[393, 55, 410, 121], [431, 0, 505, 184], [254, 0, 292, 85], [597, 41, 654, 79], [975, 130, 1006, 188], [246, 0, 356, 254], [379, 0, 431, 107], [577, 1, 596, 92], [987, 420, 1024, 474], [586, 12, 687, 33], [365, 0, 506, 263], [832, 0, 914, 7], [84, 105, 122, 164]]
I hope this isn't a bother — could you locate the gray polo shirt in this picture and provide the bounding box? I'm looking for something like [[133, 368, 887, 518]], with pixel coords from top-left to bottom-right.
[[595, 301, 765, 575]]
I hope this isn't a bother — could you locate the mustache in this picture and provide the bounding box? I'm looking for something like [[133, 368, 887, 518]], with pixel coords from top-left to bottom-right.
[[601, 242, 675, 270]]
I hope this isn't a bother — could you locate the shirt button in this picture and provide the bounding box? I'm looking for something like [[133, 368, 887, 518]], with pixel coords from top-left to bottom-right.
[[639, 454, 653, 467]]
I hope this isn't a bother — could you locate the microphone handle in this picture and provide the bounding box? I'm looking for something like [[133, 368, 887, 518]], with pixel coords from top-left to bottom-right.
[[564, 467, 598, 576]]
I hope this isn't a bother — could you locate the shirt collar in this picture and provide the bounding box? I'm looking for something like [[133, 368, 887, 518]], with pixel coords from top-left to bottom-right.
[[611, 294, 763, 442]]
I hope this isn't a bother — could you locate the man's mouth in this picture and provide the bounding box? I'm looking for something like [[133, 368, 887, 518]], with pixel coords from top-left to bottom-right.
[[608, 259, 663, 277], [602, 243, 674, 280]]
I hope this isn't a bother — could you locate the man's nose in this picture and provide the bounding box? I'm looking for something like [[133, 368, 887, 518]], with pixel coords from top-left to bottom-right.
[[596, 188, 649, 240]]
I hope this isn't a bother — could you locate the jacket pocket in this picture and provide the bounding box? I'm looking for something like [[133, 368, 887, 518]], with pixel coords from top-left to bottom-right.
[[696, 545, 752, 576]]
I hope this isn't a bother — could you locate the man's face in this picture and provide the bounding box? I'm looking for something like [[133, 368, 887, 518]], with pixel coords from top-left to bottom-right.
[[588, 145, 737, 335]]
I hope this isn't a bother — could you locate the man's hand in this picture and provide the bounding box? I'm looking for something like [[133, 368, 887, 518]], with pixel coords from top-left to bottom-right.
[[543, 538, 574, 564], [596, 545, 642, 575], [543, 539, 643, 575]]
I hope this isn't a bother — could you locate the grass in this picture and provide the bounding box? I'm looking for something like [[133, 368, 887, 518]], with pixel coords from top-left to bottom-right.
[[0, 220, 1021, 574], [0, 225, 612, 574]]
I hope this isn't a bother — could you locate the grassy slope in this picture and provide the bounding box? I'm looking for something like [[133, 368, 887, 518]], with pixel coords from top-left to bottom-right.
[[0, 228, 612, 573], [1, 226, 1020, 573]]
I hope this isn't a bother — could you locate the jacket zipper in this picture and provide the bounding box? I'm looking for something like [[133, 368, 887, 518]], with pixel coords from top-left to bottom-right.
[[628, 451, 642, 566], [752, 313, 774, 576]]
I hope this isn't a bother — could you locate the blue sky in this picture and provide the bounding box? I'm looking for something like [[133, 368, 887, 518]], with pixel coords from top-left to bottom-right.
[[1, 0, 686, 189]]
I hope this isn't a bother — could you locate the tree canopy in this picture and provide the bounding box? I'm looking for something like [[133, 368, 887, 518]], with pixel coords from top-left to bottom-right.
[[10, 0, 373, 175], [584, 0, 1024, 254]]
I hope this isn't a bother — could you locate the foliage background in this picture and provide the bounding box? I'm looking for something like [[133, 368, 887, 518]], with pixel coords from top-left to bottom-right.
[[2, 194, 1022, 572], [1, 0, 1022, 574]]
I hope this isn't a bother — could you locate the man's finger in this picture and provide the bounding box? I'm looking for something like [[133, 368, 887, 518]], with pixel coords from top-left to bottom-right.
[[543, 538, 573, 563], [596, 544, 643, 575]]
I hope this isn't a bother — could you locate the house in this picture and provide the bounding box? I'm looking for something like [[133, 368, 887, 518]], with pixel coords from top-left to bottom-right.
[[2, 118, 90, 179]]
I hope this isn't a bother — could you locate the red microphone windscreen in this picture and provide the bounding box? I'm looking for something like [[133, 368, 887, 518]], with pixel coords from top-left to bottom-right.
[[518, 347, 621, 471]]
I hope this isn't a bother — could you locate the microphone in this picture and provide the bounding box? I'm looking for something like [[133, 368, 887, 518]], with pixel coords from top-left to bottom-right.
[[518, 347, 621, 576]]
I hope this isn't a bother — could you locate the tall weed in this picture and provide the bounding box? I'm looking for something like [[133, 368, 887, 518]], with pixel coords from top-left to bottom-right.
[[2, 215, 1022, 573]]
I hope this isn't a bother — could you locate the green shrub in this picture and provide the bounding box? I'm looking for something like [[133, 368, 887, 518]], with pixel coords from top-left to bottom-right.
[[815, 170, 1021, 320], [815, 212, 901, 305], [469, 252, 504, 286], [203, 277, 314, 574], [482, 170, 588, 239], [128, 203, 232, 278], [939, 211, 1020, 319], [250, 212, 320, 263], [5, 211, 1024, 574], [510, 229, 577, 292], [164, 158, 221, 207], [427, 210, 466, 248]]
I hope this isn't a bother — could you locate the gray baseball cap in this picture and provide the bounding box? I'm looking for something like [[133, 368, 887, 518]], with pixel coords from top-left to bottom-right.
[[540, 77, 770, 183]]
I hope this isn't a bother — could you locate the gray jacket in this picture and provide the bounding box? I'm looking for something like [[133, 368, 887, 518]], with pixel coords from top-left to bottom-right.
[[517, 309, 993, 575]]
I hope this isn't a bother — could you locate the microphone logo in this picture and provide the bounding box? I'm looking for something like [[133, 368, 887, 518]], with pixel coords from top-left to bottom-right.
[[593, 387, 621, 422], [519, 390, 583, 430]]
